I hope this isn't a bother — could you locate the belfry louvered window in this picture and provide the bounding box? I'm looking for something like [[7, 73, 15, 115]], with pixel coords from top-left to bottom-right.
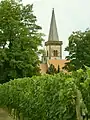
[[53, 50, 58, 57], [47, 51, 48, 57]]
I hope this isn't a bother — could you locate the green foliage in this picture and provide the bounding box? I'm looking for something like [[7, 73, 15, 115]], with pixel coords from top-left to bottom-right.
[[71, 67, 90, 117], [0, 0, 43, 83], [78, 67, 90, 115], [0, 67, 90, 119], [47, 64, 57, 74], [64, 30, 90, 71], [57, 65, 60, 73], [0, 73, 77, 120], [47, 64, 61, 74]]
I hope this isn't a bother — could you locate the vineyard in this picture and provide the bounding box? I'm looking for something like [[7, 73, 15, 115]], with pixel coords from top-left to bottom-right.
[[0, 68, 90, 120]]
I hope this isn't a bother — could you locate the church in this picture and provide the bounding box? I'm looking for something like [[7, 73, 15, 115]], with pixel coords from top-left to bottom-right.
[[40, 8, 68, 74]]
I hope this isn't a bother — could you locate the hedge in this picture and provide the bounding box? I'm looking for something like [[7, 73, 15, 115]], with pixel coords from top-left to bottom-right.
[[0, 72, 77, 120], [0, 68, 90, 120]]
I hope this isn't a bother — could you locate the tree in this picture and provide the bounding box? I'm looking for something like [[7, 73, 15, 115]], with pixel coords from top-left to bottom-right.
[[57, 65, 60, 73], [47, 64, 56, 74], [72, 67, 90, 120], [64, 30, 90, 71], [0, 0, 43, 83]]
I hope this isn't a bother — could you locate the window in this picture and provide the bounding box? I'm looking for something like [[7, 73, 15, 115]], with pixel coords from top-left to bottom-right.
[[47, 51, 48, 56], [53, 50, 58, 57], [53, 50, 56, 56], [56, 50, 58, 56]]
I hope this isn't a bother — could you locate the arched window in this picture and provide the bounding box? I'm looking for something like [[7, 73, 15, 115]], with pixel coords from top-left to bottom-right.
[[47, 51, 48, 57], [53, 50, 56, 56], [56, 50, 58, 56], [53, 50, 58, 57]]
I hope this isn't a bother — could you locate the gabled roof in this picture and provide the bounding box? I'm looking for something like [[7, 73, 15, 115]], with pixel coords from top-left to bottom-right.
[[48, 8, 59, 41], [48, 59, 69, 70], [40, 59, 69, 74]]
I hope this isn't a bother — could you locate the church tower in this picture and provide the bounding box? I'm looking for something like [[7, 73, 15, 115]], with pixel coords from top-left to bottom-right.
[[45, 8, 63, 61]]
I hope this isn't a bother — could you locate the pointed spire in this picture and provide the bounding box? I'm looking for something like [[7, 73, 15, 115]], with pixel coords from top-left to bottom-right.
[[48, 8, 59, 41]]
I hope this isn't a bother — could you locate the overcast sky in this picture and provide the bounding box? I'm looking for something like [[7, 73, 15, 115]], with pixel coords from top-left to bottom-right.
[[22, 0, 90, 58]]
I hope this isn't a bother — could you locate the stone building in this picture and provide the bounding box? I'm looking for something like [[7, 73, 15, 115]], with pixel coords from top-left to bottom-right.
[[40, 8, 68, 74]]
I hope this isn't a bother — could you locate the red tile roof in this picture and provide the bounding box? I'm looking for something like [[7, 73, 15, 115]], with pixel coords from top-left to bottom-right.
[[40, 59, 69, 74], [40, 64, 48, 74], [48, 59, 69, 70]]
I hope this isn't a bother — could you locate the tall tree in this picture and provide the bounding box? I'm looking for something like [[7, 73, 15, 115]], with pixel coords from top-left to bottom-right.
[[0, 0, 43, 83], [64, 30, 90, 71], [57, 65, 60, 73], [47, 64, 56, 74]]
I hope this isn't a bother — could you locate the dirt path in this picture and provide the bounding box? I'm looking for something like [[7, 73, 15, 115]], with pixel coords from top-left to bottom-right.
[[0, 108, 13, 120]]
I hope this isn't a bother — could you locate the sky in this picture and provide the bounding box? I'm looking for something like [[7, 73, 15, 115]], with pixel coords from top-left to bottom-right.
[[22, 0, 90, 58]]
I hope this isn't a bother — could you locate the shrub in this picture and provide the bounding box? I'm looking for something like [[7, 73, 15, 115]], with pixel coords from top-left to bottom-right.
[[0, 73, 77, 120]]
